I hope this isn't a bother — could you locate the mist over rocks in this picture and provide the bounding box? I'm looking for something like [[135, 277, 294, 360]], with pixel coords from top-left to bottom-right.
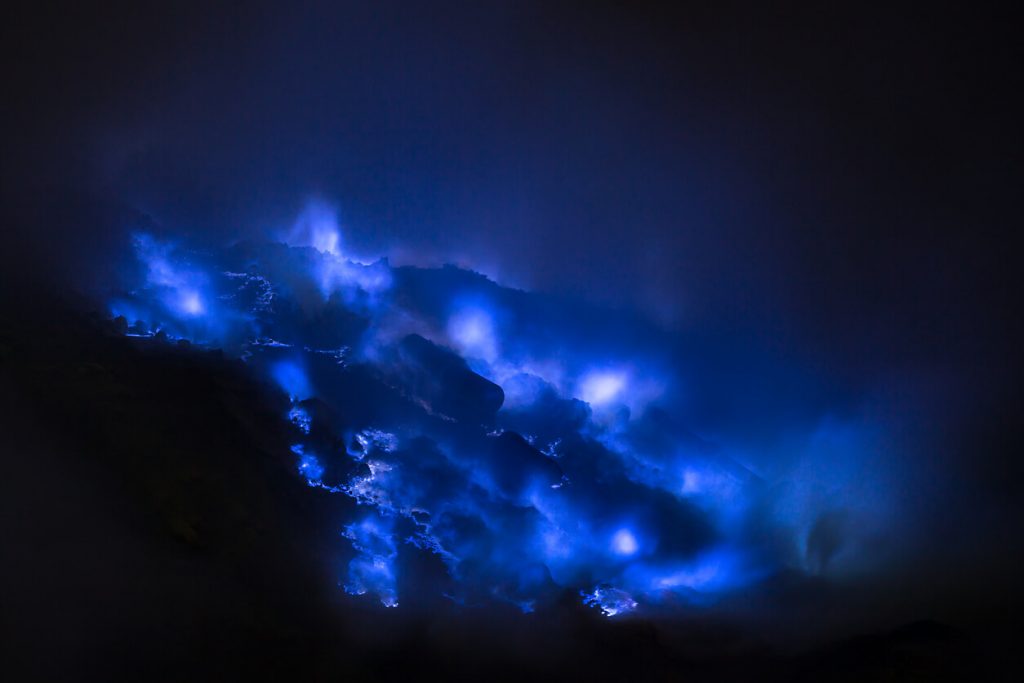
[[0, 287, 1004, 680], [89, 226, 929, 622]]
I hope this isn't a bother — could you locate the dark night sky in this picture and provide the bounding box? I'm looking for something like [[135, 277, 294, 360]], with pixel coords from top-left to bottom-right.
[[4, 1, 1020, 376], [2, 1, 1023, 679]]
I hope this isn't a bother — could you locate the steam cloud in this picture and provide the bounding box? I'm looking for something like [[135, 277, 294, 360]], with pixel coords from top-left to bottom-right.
[[106, 205, 899, 617]]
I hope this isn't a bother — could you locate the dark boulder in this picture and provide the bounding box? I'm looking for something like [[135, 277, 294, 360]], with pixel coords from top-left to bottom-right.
[[396, 333, 504, 423]]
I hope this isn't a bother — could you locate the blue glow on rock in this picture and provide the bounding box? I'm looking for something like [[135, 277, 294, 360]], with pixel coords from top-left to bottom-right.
[[291, 445, 324, 484], [447, 306, 498, 363], [271, 360, 313, 402], [610, 528, 640, 556], [353, 428, 399, 455], [627, 547, 749, 595], [343, 513, 399, 607], [287, 200, 342, 255], [582, 587, 638, 617], [289, 203, 391, 298], [178, 289, 205, 316], [288, 405, 312, 434], [132, 234, 212, 321], [578, 370, 628, 407], [105, 211, 901, 616], [316, 253, 392, 300]]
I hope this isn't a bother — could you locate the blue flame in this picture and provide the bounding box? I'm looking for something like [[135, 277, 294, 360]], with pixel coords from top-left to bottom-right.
[[447, 305, 499, 363], [271, 360, 313, 402], [106, 210, 900, 616], [291, 444, 325, 484], [286, 200, 342, 256], [578, 370, 628, 407], [288, 405, 312, 434], [610, 528, 640, 557], [343, 513, 399, 607], [583, 587, 638, 617]]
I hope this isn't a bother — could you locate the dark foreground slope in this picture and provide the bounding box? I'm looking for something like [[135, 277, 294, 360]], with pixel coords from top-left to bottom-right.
[[0, 295, 1016, 682]]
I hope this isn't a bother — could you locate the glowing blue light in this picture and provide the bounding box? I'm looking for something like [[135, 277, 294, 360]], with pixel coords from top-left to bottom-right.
[[223, 271, 275, 311], [681, 468, 701, 495], [132, 234, 212, 322], [316, 256, 392, 299], [291, 444, 324, 484], [447, 306, 498, 362], [271, 360, 313, 401], [342, 456, 398, 511], [316, 231, 339, 256], [610, 528, 639, 556], [178, 290, 204, 316], [281, 201, 392, 300], [343, 514, 399, 607], [288, 201, 341, 255], [620, 547, 752, 600], [653, 560, 721, 591], [353, 428, 398, 455], [107, 225, 898, 616], [582, 587, 638, 617], [288, 406, 312, 434], [578, 370, 627, 406]]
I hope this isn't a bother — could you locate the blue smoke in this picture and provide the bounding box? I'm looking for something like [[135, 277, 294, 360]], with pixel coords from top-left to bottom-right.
[[105, 214, 901, 618]]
